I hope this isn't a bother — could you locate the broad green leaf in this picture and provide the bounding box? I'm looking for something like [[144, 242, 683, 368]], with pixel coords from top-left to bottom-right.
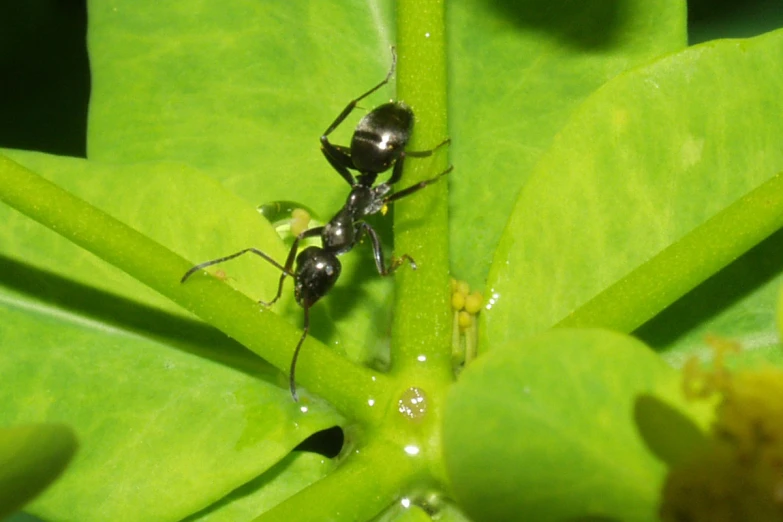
[[0, 424, 77, 520], [0, 299, 340, 522], [86, 0, 394, 215], [443, 329, 684, 522], [183, 452, 336, 522], [485, 30, 783, 349], [449, 0, 686, 284]]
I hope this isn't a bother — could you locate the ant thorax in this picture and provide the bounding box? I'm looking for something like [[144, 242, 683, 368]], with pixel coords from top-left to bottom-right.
[[345, 184, 389, 218], [321, 207, 356, 254]]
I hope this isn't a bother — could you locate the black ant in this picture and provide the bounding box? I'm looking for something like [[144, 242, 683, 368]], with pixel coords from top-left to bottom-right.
[[182, 48, 452, 401]]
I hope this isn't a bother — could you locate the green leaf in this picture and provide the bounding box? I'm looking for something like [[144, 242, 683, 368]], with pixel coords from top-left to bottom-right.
[[485, 30, 783, 349], [0, 293, 340, 521], [449, 0, 686, 283], [182, 452, 336, 522], [86, 0, 394, 214], [443, 329, 682, 522], [0, 424, 77, 519]]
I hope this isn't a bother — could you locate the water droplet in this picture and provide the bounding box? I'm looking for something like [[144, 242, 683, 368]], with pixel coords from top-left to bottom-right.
[[398, 387, 428, 421], [404, 445, 420, 456], [485, 290, 501, 310]]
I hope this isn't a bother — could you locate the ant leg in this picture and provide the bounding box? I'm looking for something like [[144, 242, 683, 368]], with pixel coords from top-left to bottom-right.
[[387, 138, 451, 186], [357, 222, 417, 276], [262, 226, 325, 307], [181, 248, 290, 284], [320, 48, 398, 185], [385, 165, 453, 205], [320, 144, 357, 186], [321, 47, 397, 138], [405, 137, 452, 158], [289, 304, 310, 402]]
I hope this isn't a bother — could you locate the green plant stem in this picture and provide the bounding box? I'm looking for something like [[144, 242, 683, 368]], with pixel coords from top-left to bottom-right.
[[393, 0, 452, 385], [252, 439, 415, 522], [557, 170, 783, 332], [0, 154, 392, 421]]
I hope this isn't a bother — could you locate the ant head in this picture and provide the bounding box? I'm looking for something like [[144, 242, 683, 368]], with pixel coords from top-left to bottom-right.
[[293, 247, 342, 307]]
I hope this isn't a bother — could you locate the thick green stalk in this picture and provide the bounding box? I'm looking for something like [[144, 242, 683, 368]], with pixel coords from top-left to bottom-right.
[[0, 154, 391, 421], [558, 171, 783, 332], [253, 439, 416, 522], [392, 0, 452, 385]]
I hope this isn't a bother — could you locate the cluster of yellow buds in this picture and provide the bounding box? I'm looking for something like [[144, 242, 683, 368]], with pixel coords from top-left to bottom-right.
[[450, 278, 483, 373], [660, 337, 783, 522]]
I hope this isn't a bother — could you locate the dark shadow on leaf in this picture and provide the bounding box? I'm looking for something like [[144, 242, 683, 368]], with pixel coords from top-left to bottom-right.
[[483, 0, 624, 50], [0, 254, 279, 380], [635, 227, 783, 350], [294, 425, 344, 458], [634, 394, 707, 468]]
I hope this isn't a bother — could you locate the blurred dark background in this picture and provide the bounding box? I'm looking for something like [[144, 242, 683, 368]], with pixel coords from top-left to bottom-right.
[[0, 0, 89, 157], [0, 0, 780, 159]]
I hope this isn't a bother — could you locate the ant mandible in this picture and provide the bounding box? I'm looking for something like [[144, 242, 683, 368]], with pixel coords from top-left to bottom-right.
[[182, 48, 452, 401]]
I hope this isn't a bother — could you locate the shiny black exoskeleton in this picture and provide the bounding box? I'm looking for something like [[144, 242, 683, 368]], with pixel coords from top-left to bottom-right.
[[182, 48, 452, 401]]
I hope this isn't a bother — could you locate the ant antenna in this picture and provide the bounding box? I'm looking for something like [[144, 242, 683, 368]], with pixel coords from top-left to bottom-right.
[[289, 306, 310, 401], [388, 46, 397, 80]]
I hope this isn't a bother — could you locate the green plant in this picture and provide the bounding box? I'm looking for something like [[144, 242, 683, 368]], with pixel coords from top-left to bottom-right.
[[1, 1, 783, 521]]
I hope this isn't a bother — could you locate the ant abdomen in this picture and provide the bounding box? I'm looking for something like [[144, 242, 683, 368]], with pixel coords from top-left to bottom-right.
[[351, 102, 413, 173]]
